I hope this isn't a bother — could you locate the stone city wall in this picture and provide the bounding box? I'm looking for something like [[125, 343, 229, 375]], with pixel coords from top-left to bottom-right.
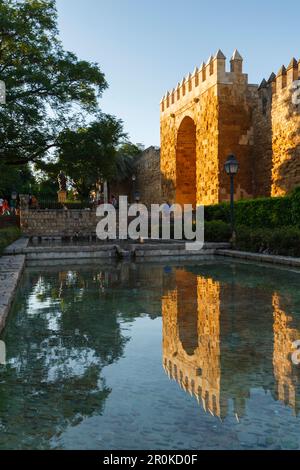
[[160, 49, 300, 204], [109, 146, 161, 206], [135, 146, 161, 206], [160, 49, 257, 205], [20, 202, 98, 238], [254, 59, 300, 197]]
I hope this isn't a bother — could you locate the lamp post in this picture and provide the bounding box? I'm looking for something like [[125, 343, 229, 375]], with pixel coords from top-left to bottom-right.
[[224, 154, 239, 239], [132, 174, 136, 203], [0, 80, 6, 105], [11, 190, 17, 215]]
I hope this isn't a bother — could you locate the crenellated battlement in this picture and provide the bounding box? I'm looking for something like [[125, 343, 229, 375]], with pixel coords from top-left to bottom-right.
[[160, 49, 247, 113], [258, 57, 300, 97], [163, 356, 221, 417], [160, 49, 300, 205]]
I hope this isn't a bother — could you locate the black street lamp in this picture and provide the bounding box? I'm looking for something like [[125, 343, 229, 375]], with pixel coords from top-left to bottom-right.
[[0, 80, 6, 105], [11, 190, 17, 215], [224, 154, 239, 238], [132, 174, 136, 203]]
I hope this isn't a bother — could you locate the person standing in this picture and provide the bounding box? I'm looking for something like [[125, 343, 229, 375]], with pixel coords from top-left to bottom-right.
[[2, 199, 10, 215]]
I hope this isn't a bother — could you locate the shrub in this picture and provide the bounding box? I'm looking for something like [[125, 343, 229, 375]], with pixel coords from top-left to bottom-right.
[[205, 203, 230, 223], [235, 225, 300, 257], [205, 220, 232, 242], [0, 227, 21, 255], [290, 187, 300, 225], [205, 191, 298, 229], [204, 187, 300, 254], [37, 199, 92, 210]]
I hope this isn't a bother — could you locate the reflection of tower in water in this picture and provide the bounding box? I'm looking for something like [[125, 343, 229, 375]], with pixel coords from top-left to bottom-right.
[[162, 268, 300, 419], [273, 293, 300, 415], [162, 270, 222, 417]]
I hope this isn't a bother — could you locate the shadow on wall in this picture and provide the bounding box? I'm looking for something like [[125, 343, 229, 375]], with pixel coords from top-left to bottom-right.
[[254, 81, 273, 198], [273, 95, 300, 196], [161, 173, 175, 204]]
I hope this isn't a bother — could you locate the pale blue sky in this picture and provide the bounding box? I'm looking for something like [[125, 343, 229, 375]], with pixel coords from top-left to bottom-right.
[[56, 0, 300, 147]]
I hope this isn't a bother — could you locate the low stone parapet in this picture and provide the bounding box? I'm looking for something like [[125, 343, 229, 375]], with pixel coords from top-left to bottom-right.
[[217, 249, 300, 267], [20, 208, 98, 238], [0, 254, 25, 333]]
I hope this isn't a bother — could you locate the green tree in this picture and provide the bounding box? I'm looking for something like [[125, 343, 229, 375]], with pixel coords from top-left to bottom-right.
[[114, 142, 141, 182], [0, 161, 36, 196], [0, 0, 107, 166], [38, 115, 127, 197]]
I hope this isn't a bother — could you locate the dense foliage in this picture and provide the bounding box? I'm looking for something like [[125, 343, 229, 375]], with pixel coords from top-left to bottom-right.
[[204, 220, 231, 243], [0, 226, 20, 253], [205, 188, 300, 228], [0, 0, 108, 165], [205, 188, 300, 255], [0, 0, 140, 196], [235, 225, 300, 257]]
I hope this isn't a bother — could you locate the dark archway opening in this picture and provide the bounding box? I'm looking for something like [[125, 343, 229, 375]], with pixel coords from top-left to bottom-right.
[[176, 270, 198, 356], [176, 116, 197, 206]]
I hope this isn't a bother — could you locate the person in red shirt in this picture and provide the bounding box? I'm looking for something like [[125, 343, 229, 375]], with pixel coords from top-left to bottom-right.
[[2, 200, 10, 215]]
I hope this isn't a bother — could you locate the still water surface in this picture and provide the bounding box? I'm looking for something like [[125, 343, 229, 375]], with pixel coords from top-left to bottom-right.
[[1, 258, 300, 450]]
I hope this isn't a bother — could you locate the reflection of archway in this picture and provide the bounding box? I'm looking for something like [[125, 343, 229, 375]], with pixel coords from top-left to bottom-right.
[[176, 116, 197, 206], [162, 271, 222, 417], [176, 270, 198, 355]]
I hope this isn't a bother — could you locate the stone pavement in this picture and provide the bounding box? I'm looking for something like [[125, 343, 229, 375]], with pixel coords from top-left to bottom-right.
[[217, 249, 300, 267], [0, 255, 25, 333]]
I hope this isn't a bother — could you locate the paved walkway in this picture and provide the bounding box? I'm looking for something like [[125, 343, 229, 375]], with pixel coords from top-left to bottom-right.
[[0, 255, 25, 333], [217, 249, 300, 268]]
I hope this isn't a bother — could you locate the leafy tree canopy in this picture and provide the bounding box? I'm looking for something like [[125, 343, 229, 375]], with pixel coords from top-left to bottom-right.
[[0, 0, 119, 168], [114, 142, 141, 183], [37, 117, 140, 197], [0, 160, 35, 196]]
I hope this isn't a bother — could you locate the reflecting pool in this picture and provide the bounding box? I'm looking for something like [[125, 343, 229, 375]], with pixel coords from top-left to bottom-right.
[[1, 258, 300, 450]]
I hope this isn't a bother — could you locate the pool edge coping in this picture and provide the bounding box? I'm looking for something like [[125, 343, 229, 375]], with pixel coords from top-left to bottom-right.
[[0, 253, 25, 334], [216, 249, 300, 268]]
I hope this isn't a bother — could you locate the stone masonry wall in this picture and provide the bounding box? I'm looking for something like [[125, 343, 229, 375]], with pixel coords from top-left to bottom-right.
[[253, 59, 300, 197], [160, 50, 256, 206], [252, 81, 273, 197], [271, 61, 300, 196], [160, 78, 220, 205], [197, 87, 220, 205], [218, 82, 256, 201], [20, 208, 98, 238], [161, 50, 300, 205], [135, 146, 161, 206]]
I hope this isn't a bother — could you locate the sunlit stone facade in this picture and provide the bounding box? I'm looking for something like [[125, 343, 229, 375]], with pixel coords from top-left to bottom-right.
[[160, 50, 300, 205]]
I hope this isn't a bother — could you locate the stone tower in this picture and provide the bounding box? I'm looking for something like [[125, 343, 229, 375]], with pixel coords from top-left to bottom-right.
[[160, 50, 300, 205], [160, 49, 256, 206], [254, 58, 300, 197]]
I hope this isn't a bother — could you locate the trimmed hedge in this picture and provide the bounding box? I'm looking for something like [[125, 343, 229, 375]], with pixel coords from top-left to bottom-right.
[[0, 227, 21, 255], [37, 200, 92, 210], [204, 188, 300, 254], [0, 215, 19, 229], [204, 220, 231, 242], [205, 187, 300, 229], [235, 225, 300, 257]]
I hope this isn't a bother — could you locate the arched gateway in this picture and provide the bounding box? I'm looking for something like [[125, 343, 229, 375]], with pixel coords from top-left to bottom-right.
[[160, 49, 256, 206], [176, 116, 197, 207]]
